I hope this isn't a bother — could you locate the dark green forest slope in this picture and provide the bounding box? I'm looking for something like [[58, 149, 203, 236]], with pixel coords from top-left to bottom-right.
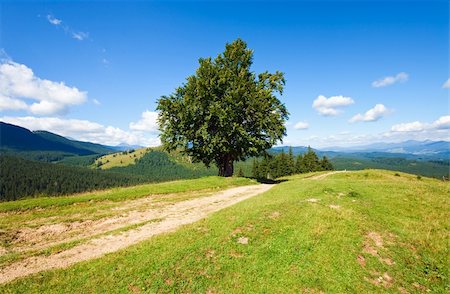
[[0, 151, 216, 201]]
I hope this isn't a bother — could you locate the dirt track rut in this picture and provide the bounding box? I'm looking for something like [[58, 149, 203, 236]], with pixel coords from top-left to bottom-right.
[[0, 184, 273, 284]]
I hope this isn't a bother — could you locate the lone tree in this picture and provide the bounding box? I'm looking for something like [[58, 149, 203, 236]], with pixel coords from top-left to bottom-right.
[[157, 39, 289, 176]]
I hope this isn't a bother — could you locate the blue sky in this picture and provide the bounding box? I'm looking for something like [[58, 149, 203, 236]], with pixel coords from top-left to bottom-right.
[[0, 0, 448, 147]]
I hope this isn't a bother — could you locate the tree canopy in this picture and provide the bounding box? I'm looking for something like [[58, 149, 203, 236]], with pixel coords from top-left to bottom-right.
[[157, 39, 289, 176]]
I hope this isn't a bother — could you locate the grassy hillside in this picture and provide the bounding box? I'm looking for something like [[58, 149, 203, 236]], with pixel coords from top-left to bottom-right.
[[93, 147, 150, 169], [1, 170, 448, 292], [332, 156, 449, 178]]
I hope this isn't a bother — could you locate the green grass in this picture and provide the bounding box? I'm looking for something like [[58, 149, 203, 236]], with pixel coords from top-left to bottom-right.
[[0, 176, 255, 212], [94, 148, 149, 169], [1, 170, 448, 293], [0, 176, 256, 268]]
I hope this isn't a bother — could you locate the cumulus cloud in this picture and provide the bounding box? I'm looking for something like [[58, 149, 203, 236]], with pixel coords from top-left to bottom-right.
[[432, 115, 450, 129], [350, 104, 390, 123], [391, 115, 450, 132], [129, 110, 159, 132], [294, 121, 309, 130], [93, 99, 101, 105], [372, 72, 408, 88], [442, 78, 450, 89], [0, 60, 87, 115], [391, 121, 426, 132], [0, 95, 28, 111], [312, 95, 354, 116], [0, 116, 160, 147]]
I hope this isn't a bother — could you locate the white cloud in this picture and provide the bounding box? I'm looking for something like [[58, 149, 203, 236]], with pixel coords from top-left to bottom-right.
[[294, 121, 309, 130], [372, 72, 408, 88], [432, 115, 450, 129], [44, 14, 89, 42], [442, 78, 450, 89], [0, 60, 87, 115], [0, 116, 160, 147], [350, 104, 390, 123], [93, 99, 101, 105], [391, 115, 450, 132], [0, 95, 28, 111], [46, 15, 61, 26], [312, 95, 354, 116], [72, 31, 89, 41], [391, 121, 426, 132], [129, 110, 159, 132], [283, 115, 450, 149]]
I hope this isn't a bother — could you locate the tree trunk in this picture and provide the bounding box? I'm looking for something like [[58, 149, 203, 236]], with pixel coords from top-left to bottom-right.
[[218, 154, 234, 177]]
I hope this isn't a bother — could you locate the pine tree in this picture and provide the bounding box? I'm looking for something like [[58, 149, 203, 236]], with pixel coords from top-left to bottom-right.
[[287, 146, 295, 175], [320, 156, 334, 171], [303, 146, 320, 172], [295, 154, 306, 173], [252, 158, 259, 178]]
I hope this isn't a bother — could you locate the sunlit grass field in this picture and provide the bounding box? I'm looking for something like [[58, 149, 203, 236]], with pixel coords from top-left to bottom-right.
[[1, 170, 448, 293], [93, 147, 150, 169]]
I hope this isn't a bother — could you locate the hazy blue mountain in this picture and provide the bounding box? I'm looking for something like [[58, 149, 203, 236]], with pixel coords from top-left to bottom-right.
[[109, 143, 144, 151], [0, 122, 114, 156], [325, 140, 449, 155], [34, 131, 114, 154]]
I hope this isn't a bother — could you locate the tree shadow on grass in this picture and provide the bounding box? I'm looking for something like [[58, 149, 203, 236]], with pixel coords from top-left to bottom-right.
[[253, 177, 288, 184]]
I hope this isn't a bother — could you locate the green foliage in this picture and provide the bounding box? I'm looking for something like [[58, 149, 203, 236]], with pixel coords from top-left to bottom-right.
[[57, 154, 100, 167], [253, 147, 334, 179], [109, 151, 216, 181], [0, 155, 145, 201], [157, 39, 289, 176], [331, 157, 450, 178], [0, 150, 221, 201]]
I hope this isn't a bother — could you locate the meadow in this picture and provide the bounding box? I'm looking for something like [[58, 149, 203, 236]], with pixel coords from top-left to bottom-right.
[[1, 170, 447, 293]]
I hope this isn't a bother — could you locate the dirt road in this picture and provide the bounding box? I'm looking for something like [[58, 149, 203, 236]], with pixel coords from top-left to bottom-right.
[[0, 184, 273, 284], [308, 170, 347, 180]]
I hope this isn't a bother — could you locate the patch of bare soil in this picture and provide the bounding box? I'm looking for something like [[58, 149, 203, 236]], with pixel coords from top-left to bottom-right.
[[362, 231, 398, 288], [0, 184, 273, 284], [365, 272, 394, 288], [7, 192, 216, 253]]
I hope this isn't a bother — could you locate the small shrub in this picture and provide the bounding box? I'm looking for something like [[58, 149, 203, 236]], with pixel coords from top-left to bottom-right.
[[348, 191, 360, 197], [394, 173, 400, 177], [417, 175, 422, 180]]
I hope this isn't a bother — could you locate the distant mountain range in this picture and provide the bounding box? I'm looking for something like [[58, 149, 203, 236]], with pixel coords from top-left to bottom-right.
[[0, 122, 140, 158], [324, 140, 450, 155], [1, 121, 448, 162], [273, 140, 449, 159], [110, 143, 144, 151], [1, 121, 449, 179]]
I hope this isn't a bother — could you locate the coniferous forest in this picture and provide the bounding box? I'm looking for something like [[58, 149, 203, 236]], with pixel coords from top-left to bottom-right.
[[251, 147, 334, 179]]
